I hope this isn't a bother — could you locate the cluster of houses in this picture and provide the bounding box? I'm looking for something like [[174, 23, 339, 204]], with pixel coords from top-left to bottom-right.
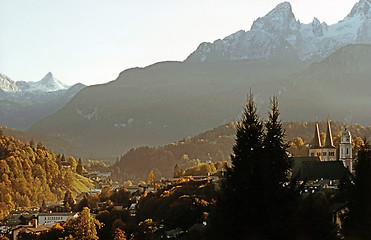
[[0, 211, 77, 240], [0, 120, 357, 239]]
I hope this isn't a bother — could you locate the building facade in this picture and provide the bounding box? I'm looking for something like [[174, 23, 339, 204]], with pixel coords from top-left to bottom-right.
[[339, 129, 353, 172], [309, 121, 336, 161], [309, 121, 353, 172]]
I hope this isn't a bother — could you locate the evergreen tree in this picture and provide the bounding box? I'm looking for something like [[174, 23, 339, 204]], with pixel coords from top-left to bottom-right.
[[56, 154, 62, 170], [147, 170, 156, 185], [76, 158, 83, 175], [40, 199, 47, 212], [69, 156, 77, 172], [29, 138, 35, 148], [210, 92, 265, 239], [173, 164, 182, 178], [260, 96, 296, 238], [61, 154, 66, 163], [342, 140, 371, 239], [64, 190, 74, 211]]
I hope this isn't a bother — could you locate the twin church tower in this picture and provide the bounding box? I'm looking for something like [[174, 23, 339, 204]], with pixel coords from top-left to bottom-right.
[[309, 121, 353, 172]]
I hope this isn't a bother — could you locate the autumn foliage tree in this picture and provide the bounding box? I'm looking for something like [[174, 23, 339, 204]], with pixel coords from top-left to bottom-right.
[[64, 207, 101, 240]]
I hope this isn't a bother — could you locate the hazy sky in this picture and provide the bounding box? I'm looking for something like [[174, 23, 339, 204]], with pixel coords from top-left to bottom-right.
[[0, 0, 359, 85]]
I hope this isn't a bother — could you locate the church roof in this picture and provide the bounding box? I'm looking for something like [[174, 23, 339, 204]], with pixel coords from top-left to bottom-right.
[[310, 122, 322, 149], [323, 120, 335, 148], [292, 157, 353, 181]]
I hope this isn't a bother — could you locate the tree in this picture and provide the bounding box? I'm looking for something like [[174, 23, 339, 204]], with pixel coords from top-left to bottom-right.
[[147, 170, 156, 185], [64, 207, 101, 240], [173, 164, 182, 178], [99, 186, 113, 202], [64, 190, 74, 211], [56, 154, 62, 170], [113, 228, 127, 240], [76, 158, 83, 175], [69, 156, 77, 172], [29, 138, 35, 148], [210, 92, 265, 239], [260, 96, 296, 238], [342, 140, 371, 239], [40, 199, 47, 212], [61, 154, 66, 163]]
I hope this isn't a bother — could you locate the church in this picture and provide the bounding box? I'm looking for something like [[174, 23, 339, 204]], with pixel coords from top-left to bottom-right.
[[309, 121, 353, 172]]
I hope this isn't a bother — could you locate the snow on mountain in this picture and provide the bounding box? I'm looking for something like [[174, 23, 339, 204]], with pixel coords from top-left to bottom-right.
[[186, 0, 371, 63], [27, 72, 69, 92], [0, 73, 20, 92]]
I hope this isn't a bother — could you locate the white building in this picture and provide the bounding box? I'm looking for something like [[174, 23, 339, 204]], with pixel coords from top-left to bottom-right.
[[37, 212, 76, 225], [339, 129, 353, 172]]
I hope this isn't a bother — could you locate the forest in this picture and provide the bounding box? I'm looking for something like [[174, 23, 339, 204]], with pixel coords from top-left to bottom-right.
[[0, 130, 92, 219]]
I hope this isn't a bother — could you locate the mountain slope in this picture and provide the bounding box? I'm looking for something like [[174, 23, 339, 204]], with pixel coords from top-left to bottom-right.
[[28, 59, 307, 160], [280, 44, 371, 124], [0, 133, 93, 219], [186, 0, 371, 63]]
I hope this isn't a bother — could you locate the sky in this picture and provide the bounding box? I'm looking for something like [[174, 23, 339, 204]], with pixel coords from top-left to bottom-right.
[[0, 0, 359, 86]]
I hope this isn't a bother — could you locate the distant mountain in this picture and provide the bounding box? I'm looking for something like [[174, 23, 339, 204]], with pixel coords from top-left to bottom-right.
[[186, 0, 371, 63], [0, 72, 85, 129], [0, 73, 20, 92], [28, 59, 307, 160], [27, 72, 69, 92], [27, 1, 371, 161], [29, 43, 371, 161], [280, 44, 371, 124]]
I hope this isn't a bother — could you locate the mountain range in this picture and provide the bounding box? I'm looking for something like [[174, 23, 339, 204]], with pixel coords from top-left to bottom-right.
[[186, 0, 371, 63], [0, 72, 85, 129], [4, 0, 371, 161]]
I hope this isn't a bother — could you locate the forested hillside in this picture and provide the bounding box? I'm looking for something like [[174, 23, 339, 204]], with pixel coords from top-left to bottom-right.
[[0, 131, 93, 219], [112, 121, 371, 181]]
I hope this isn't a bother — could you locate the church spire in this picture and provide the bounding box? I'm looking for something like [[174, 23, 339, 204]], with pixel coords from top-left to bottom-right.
[[324, 120, 335, 148], [311, 122, 322, 149]]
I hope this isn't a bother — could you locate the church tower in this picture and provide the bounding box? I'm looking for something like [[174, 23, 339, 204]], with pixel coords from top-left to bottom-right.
[[309, 122, 322, 159], [321, 120, 336, 161], [339, 129, 353, 172]]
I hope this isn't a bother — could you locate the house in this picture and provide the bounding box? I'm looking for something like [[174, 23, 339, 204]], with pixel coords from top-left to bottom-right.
[[12, 220, 55, 240], [37, 212, 76, 225]]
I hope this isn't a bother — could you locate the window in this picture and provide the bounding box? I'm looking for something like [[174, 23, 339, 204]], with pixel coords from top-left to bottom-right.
[[347, 148, 349, 155], [323, 152, 327, 156]]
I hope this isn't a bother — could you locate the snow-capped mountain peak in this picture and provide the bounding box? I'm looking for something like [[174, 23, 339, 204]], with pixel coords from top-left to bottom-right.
[[186, 0, 371, 63], [0, 73, 20, 92], [251, 1, 299, 33], [348, 0, 371, 18], [28, 72, 69, 92]]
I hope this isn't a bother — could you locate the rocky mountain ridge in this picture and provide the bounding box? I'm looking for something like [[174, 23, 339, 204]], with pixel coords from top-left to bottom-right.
[[0, 72, 85, 129], [186, 0, 371, 63]]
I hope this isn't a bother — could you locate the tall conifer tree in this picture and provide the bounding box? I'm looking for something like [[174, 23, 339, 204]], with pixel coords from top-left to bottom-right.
[[262, 96, 295, 239], [210, 92, 265, 239]]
